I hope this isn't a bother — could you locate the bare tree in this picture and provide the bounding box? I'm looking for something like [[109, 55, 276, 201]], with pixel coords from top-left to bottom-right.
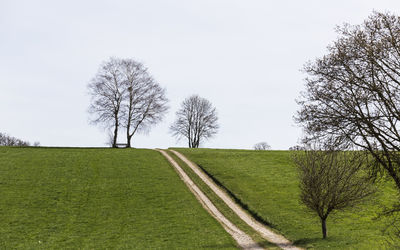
[[170, 95, 219, 148], [254, 142, 271, 150], [292, 148, 375, 239], [120, 59, 168, 148], [295, 12, 400, 192], [88, 57, 168, 148], [0, 132, 31, 146], [88, 58, 125, 148]]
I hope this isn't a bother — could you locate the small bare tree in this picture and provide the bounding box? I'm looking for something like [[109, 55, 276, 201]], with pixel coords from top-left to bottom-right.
[[0, 132, 31, 146], [254, 142, 271, 150], [88, 58, 125, 148], [292, 149, 375, 239], [170, 95, 219, 148], [120, 59, 168, 148]]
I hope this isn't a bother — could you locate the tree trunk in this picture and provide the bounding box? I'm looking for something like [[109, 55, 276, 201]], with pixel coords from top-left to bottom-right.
[[321, 218, 327, 239], [189, 135, 194, 148], [127, 134, 132, 148], [113, 122, 118, 148], [126, 123, 131, 148], [126, 93, 133, 148]]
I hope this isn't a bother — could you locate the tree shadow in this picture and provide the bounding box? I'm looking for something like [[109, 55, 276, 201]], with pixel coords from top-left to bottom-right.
[[203, 242, 264, 249], [293, 237, 333, 248]]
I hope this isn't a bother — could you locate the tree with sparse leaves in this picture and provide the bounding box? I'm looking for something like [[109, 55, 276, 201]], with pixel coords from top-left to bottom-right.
[[296, 11, 400, 191], [295, 11, 400, 242], [293, 149, 375, 239]]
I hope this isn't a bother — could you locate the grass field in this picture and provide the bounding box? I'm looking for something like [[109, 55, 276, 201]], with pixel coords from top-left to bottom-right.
[[174, 148, 399, 249], [166, 150, 280, 249], [0, 147, 237, 249]]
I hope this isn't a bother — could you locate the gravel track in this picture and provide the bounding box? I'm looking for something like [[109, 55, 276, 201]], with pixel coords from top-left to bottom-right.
[[170, 149, 302, 250], [157, 149, 263, 250]]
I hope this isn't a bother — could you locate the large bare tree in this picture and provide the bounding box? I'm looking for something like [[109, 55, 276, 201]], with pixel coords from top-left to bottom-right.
[[293, 149, 375, 239], [296, 12, 400, 192], [170, 95, 219, 148], [88, 57, 168, 148], [88, 58, 125, 148], [120, 59, 168, 147]]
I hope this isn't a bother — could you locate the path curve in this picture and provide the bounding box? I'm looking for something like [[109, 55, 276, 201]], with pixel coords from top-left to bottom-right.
[[170, 150, 302, 250], [156, 149, 263, 250]]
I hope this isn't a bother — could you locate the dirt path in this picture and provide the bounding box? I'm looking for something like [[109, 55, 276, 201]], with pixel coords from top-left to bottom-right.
[[156, 149, 263, 250], [170, 150, 302, 250]]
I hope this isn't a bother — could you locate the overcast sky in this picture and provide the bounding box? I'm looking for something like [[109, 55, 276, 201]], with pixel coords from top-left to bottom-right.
[[1, 1, 400, 149]]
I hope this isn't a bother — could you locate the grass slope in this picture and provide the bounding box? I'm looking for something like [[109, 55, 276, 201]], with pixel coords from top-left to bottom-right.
[[166, 150, 279, 249], [174, 148, 399, 249], [0, 147, 237, 249]]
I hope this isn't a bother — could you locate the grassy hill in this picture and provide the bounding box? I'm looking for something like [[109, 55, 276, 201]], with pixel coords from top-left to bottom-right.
[[0, 147, 237, 249], [174, 148, 399, 249]]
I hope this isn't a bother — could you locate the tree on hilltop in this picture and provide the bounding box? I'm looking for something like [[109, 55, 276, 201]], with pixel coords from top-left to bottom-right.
[[120, 60, 168, 148], [170, 95, 219, 148], [254, 142, 271, 150], [88, 57, 168, 148]]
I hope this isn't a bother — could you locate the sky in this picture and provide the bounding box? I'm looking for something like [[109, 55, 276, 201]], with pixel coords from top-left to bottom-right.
[[1, 0, 400, 149]]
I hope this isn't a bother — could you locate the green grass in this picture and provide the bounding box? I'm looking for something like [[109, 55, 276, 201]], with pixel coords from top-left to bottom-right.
[[0, 147, 237, 249], [173, 148, 399, 249], [166, 150, 279, 249]]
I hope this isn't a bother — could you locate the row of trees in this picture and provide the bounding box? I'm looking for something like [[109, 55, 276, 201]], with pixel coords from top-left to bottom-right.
[[88, 58, 219, 148], [0, 132, 39, 146], [295, 11, 400, 240]]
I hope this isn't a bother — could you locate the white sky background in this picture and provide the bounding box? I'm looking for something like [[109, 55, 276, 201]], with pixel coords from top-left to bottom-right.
[[1, 0, 400, 149]]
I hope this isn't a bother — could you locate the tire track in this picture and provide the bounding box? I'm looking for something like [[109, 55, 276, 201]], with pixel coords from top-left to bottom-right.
[[170, 149, 302, 250], [156, 149, 263, 250]]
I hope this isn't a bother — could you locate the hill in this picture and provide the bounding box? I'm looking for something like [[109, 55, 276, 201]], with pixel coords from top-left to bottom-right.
[[0, 147, 236, 249], [174, 148, 399, 249]]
